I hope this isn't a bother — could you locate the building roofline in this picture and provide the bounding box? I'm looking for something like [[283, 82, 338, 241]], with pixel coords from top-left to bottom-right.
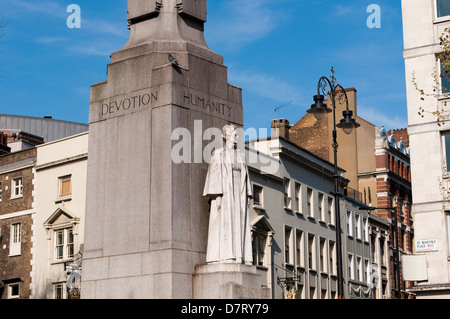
[[0, 114, 88, 126], [248, 135, 346, 174], [36, 131, 89, 149]]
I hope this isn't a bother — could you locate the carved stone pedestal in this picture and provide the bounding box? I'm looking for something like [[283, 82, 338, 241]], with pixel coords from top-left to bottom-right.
[[193, 263, 270, 299]]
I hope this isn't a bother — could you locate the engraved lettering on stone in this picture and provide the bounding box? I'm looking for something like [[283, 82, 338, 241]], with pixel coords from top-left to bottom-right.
[[101, 92, 158, 116], [183, 91, 232, 118]]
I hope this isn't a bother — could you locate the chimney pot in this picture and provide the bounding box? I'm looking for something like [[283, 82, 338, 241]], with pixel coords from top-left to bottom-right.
[[271, 118, 290, 140]]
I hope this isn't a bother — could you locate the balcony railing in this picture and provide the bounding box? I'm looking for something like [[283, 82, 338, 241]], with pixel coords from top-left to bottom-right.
[[345, 186, 363, 203]]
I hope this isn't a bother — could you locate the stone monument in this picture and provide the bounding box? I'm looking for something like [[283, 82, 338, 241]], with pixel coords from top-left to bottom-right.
[[81, 0, 262, 299]]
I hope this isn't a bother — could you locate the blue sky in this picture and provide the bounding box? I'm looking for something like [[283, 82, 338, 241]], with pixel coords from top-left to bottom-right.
[[0, 0, 407, 132]]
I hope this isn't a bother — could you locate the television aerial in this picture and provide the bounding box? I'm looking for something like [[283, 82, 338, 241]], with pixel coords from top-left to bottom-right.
[[274, 100, 293, 119]]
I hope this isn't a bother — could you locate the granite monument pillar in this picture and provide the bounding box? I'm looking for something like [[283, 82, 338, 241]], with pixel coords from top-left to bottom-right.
[[81, 0, 245, 299]]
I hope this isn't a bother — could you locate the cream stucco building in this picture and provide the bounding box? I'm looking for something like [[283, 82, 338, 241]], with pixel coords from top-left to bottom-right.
[[31, 132, 88, 299], [402, 0, 450, 298]]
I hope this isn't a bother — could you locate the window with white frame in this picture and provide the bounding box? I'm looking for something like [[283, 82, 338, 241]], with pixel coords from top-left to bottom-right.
[[318, 193, 325, 222], [308, 233, 316, 270], [253, 184, 263, 207], [347, 210, 353, 237], [437, 0, 450, 18], [285, 227, 293, 265], [310, 286, 316, 299], [364, 259, 370, 285], [252, 233, 267, 267], [9, 223, 21, 256], [296, 230, 304, 268], [284, 178, 291, 209], [8, 283, 20, 299], [440, 59, 450, 95], [363, 217, 369, 242], [348, 254, 355, 280], [370, 235, 377, 263], [307, 187, 313, 218], [319, 237, 327, 273], [329, 241, 336, 276], [11, 177, 23, 199], [442, 131, 450, 172], [356, 256, 363, 282], [58, 175, 72, 199], [328, 197, 334, 225], [0, 181, 2, 202], [380, 238, 386, 266], [294, 182, 302, 213], [355, 213, 361, 240], [54, 283, 65, 299], [55, 228, 74, 261]]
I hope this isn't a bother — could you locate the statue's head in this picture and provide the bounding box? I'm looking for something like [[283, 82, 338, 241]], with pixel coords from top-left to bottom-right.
[[222, 124, 238, 145]]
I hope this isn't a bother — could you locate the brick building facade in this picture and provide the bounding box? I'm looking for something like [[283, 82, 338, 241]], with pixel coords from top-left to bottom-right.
[[286, 88, 413, 298], [0, 147, 36, 299], [374, 127, 413, 298]]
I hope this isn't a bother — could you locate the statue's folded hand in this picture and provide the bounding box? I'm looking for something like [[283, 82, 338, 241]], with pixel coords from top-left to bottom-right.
[[216, 196, 222, 209]]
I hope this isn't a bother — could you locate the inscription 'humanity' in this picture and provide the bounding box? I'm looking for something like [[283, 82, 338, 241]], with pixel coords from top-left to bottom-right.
[[183, 92, 233, 118]]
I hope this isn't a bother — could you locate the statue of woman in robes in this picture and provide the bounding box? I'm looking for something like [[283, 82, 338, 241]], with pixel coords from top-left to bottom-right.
[[203, 124, 253, 265]]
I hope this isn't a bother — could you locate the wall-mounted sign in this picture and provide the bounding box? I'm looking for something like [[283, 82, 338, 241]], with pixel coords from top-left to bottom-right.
[[66, 264, 81, 299], [416, 239, 439, 252]]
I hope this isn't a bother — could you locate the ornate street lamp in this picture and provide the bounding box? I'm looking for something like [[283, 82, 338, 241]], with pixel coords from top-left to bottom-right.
[[307, 68, 360, 299]]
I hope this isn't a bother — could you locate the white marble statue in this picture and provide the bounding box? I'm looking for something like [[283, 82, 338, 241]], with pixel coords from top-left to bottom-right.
[[203, 124, 253, 265]]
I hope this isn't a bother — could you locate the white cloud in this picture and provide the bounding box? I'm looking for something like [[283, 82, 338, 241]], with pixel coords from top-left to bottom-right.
[[81, 19, 129, 39], [357, 105, 408, 130], [9, 0, 128, 39], [35, 36, 68, 44], [67, 42, 116, 57], [8, 0, 66, 18], [229, 69, 305, 105], [206, 0, 283, 50], [334, 4, 357, 16]]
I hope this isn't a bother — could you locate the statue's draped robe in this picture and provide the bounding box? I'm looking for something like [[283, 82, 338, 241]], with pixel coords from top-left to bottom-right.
[[203, 147, 253, 264]]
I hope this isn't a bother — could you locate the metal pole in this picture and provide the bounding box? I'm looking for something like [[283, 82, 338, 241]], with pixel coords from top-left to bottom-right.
[[393, 207, 401, 299], [331, 92, 345, 299]]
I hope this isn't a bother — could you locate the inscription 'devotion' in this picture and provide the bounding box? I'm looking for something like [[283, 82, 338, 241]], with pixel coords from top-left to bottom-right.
[[101, 92, 158, 115]]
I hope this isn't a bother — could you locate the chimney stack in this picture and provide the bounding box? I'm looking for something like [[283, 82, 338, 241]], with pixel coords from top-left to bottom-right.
[[271, 118, 290, 140]]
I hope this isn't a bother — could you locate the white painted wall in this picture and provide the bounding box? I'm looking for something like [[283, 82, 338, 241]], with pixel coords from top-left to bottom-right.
[[31, 132, 88, 299], [403, 0, 450, 295]]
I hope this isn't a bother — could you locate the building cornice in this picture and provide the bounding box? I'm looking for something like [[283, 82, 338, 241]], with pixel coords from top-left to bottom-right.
[[403, 43, 440, 60], [35, 153, 88, 171], [0, 208, 35, 220]]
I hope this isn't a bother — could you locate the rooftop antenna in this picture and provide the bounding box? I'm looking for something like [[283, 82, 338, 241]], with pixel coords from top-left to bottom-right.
[[274, 100, 293, 119]]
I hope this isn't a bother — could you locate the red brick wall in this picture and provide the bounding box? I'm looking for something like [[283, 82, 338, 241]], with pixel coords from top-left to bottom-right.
[[0, 214, 33, 299], [388, 128, 409, 147], [0, 147, 36, 299]]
